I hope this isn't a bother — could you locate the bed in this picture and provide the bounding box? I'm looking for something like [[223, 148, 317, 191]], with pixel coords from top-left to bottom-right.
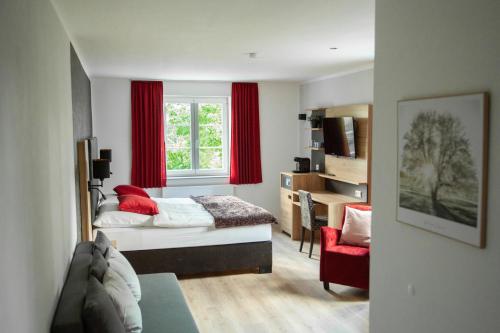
[[77, 138, 274, 275]]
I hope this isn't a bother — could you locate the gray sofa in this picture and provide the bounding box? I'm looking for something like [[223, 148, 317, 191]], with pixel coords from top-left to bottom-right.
[[51, 241, 198, 333]]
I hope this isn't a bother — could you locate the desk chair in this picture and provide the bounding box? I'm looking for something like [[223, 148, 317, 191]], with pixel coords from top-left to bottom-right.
[[298, 190, 328, 258]]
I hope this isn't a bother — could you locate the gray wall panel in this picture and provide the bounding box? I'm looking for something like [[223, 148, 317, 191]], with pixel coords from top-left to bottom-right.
[[71, 44, 92, 241]]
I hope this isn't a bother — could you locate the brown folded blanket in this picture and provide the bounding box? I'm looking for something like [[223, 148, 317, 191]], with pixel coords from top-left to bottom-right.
[[191, 195, 277, 228]]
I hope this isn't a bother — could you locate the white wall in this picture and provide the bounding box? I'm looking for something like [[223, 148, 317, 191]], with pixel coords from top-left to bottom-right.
[[298, 69, 373, 156], [234, 82, 299, 216], [92, 78, 132, 194], [0, 1, 77, 332], [371, 1, 500, 332], [165, 80, 231, 97], [92, 79, 299, 216]]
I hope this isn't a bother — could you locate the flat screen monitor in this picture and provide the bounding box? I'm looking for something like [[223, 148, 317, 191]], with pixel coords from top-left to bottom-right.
[[323, 117, 356, 158]]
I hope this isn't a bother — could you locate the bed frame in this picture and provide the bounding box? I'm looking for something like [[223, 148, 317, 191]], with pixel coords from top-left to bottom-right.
[[77, 138, 272, 276]]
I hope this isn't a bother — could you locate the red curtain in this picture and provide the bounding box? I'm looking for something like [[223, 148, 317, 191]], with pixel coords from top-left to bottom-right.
[[131, 81, 166, 188], [230, 82, 262, 184]]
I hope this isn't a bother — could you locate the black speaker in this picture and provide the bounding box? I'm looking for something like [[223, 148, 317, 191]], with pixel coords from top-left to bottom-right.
[[100, 148, 112, 162], [298, 113, 307, 120], [92, 159, 110, 181]]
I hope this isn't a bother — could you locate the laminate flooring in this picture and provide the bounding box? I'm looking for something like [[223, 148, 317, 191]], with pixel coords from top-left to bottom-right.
[[179, 225, 369, 333]]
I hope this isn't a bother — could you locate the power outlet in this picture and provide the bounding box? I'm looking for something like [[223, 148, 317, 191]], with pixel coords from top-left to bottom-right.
[[408, 284, 415, 296], [354, 190, 362, 198]]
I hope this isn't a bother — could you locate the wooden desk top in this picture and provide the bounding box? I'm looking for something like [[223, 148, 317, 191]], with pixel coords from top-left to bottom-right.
[[292, 190, 364, 206], [281, 171, 317, 177]]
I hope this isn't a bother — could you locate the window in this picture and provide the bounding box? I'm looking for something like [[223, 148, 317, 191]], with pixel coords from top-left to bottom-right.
[[165, 97, 229, 177]]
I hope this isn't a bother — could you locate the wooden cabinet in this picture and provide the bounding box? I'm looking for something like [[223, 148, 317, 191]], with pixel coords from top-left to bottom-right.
[[280, 188, 294, 235], [279, 172, 324, 240]]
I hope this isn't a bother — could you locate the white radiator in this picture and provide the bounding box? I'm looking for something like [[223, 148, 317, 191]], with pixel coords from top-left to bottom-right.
[[162, 185, 234, 198]]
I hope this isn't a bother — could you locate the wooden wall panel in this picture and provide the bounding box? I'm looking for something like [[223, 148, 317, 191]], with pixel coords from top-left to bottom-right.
[[324, 104, 372, 187], [77, 140, 92, 241], [325, 157, 368, 184]]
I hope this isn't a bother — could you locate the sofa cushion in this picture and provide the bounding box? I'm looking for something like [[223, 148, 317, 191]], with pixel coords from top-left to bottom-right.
[[108, 247, 141, 301], [94, 230, 112, 257], [83, 276, 125, 333], [104, 269, 142, 333], [138, 273, 198, 333], [51, 242, 94, 333], [89, 250, 108, 282]]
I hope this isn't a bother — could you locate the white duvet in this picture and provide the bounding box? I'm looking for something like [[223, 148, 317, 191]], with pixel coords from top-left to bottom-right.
[[94, 196, 214, 229], [152, 198, 214, 228]]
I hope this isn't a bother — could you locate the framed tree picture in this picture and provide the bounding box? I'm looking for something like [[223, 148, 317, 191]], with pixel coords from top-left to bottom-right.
[[397, 93, 489, 247]]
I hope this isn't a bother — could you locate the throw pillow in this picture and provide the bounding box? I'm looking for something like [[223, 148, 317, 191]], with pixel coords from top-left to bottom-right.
[[114, 185, 150, 198], [108, 246, 141, 301], [103, 268, 142, 333], [339, 205, 372, 247], [89, 249, 108, 282], [118, 195, 159, 216], [94, 230, 112, 257], [83, 276, 125, 333]]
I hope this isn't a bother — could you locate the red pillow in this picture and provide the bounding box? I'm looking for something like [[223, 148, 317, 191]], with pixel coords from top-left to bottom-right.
[[118, 195, 159, 215], [113, 185, 150, 198]]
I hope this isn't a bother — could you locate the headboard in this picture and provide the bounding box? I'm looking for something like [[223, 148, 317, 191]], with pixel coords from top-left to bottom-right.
[[77, 137, 99, 241]]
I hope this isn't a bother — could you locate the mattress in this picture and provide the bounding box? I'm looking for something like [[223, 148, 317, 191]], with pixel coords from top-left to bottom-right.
[[93, 223, 272, 252]]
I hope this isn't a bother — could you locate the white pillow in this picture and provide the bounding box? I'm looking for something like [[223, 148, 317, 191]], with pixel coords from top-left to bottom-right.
[[108, 247, 141, 301], [339, 206, 372, 247], [93, 211, 154, 228], [103, 268, 142, 333], [98, 195, 119, 214]]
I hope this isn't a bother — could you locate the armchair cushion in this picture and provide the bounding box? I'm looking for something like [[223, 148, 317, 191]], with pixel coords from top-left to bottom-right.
[[327, 245, 370, 257]]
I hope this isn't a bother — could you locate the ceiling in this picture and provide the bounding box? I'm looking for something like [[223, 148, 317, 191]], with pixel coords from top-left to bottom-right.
[[53, 0, 374, 82]]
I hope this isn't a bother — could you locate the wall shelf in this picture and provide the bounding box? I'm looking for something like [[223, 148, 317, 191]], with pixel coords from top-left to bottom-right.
[[306, 147, 324, 151], [305, 108, 327, 113], [311, 128, 323, 131]]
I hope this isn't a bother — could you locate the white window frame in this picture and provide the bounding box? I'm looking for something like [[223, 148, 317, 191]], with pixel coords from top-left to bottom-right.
[[164, 96, 230, 178]]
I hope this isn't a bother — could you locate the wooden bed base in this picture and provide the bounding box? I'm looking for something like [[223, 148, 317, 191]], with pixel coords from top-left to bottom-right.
[[122, 241, 273, 276]]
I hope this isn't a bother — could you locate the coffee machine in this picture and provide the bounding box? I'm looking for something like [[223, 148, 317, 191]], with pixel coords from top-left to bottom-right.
[[293, 157, 310, 173]]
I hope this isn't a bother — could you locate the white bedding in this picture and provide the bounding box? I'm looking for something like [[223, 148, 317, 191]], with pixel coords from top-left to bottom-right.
[[95, 196, 214, 228], [93, 223, 272, 251], [152, 198, 214, 228], [94, 195, 273, 251]]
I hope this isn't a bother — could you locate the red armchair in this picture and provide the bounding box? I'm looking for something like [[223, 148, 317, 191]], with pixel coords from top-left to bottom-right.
[[320, 204, 371, 291]]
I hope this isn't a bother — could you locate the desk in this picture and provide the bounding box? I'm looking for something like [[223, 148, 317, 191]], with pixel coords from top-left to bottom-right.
[[279, 172, 367, 240], [292, 190, 364, 229]]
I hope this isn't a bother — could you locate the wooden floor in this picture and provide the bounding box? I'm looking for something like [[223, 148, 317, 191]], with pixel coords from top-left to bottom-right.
[[179, 226, 369, 333]]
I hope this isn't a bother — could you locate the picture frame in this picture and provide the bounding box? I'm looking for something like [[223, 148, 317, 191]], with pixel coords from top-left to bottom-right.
[[397, 93, 489, 247]]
